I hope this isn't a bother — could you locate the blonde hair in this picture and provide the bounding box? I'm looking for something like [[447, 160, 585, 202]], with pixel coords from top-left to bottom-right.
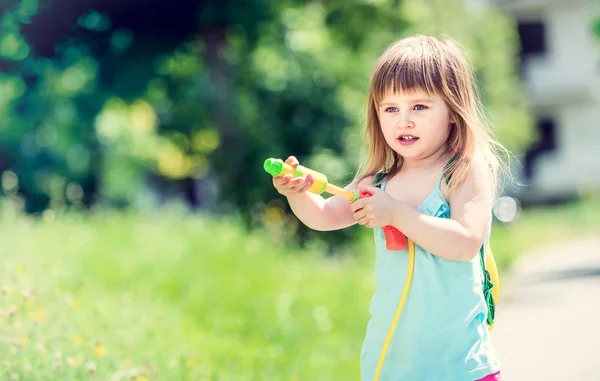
[[355, 35, 510, 199]]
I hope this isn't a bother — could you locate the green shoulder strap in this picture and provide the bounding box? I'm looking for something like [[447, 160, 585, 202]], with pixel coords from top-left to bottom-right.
[[444, 155, 496, 326], [374, 172, 387, 188], [480, 246, 496, 326]]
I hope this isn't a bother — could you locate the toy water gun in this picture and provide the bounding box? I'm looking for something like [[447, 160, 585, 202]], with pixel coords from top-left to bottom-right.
[[263, 158, 407, 250]]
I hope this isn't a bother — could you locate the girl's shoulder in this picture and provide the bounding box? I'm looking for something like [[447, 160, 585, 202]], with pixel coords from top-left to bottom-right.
[[348, 173, 377, 191], [446, 157, 494, 207]]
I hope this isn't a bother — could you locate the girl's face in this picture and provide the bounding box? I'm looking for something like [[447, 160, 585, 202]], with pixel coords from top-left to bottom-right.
[[377, 89, 454, 162]]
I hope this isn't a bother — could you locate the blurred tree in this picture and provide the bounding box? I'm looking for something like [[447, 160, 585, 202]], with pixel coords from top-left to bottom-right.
[[0, 0, 533, 248]]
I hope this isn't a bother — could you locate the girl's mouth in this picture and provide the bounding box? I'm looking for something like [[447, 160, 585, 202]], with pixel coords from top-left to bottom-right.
[[398, 135, 419, 146]]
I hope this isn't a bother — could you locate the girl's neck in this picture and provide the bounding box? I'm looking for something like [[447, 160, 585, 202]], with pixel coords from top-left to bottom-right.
[[401, 146, 452, 172]]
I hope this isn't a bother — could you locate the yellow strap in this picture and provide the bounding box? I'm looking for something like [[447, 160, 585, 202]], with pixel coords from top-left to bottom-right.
[[373, 239, 416, 381], [485, 248, 500, 331]]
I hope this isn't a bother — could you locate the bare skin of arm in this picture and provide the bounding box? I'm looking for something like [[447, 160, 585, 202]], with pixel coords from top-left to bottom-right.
[[273, 156, 374, 231]]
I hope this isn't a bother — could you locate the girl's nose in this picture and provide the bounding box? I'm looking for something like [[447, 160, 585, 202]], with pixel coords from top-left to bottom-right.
[[397, 114, 415, 129]]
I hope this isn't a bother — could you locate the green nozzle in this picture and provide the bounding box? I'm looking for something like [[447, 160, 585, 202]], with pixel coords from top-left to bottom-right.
[[263, 158, 284, 177]]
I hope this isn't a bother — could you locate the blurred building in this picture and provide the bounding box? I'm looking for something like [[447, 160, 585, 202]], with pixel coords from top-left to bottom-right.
[[498, 0, 600, 203]]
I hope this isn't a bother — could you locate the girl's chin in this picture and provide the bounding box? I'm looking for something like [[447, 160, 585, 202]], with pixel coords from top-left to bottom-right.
[[392, 142, 421, 156], [391, 148, 420, 159]]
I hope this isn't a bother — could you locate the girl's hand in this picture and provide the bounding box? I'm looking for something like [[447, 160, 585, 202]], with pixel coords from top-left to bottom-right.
[[272, 156, 314, 197], [351, 186, 400, 228]]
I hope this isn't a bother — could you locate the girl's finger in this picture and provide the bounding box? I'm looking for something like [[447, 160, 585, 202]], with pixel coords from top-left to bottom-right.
[[351, 199, 367, 213], [285, 156, 299, 166], [287, 177, 306, 188], [273, 174, 293, 186], [354, 210, 366, 221], [300, 182, 314, 193], [296, 176, 314, 193], [290, 179, 310, 192]]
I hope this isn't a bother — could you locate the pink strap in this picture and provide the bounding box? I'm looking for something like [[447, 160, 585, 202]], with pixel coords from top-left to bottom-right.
[[475, 371, 501, 381]]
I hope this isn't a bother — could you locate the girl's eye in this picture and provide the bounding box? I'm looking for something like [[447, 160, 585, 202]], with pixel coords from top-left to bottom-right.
[[414, 104, 427, 111], [385, 107, 399, 113]]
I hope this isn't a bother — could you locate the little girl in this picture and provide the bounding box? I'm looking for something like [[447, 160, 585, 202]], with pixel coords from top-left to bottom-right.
[[273, 35, 504, 381]]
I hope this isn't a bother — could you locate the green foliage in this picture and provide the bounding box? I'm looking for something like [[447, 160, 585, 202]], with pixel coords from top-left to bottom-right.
[[0, 0, 533, 245]]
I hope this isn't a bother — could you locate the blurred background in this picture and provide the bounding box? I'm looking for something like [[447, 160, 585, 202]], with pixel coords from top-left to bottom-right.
[[0, 0, 598, 380]]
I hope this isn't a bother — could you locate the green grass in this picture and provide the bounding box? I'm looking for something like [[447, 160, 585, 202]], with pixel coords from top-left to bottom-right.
[[0, 194, 598, 380], [0, 207, 373, 380]]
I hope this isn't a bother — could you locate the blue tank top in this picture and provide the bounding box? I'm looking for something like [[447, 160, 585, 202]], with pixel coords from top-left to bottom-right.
[[360, 175, 500, 381]]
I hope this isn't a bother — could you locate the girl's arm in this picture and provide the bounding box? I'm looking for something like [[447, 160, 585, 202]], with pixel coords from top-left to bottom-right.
[[352, 162, 492, 261], [393, 162, 492, 261], [288, 175, 375, 231]]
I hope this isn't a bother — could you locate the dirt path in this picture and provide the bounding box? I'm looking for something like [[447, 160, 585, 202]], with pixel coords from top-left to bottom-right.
[[491, 236, 600, 381]]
